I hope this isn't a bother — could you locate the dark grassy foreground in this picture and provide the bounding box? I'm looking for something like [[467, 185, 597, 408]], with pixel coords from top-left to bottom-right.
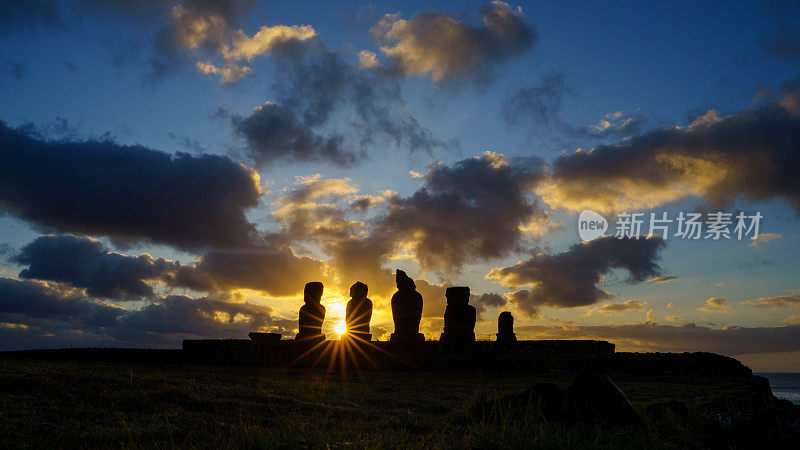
[[2, 357, 797, 449]]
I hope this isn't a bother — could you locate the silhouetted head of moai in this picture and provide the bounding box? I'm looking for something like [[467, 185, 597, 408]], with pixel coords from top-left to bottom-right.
[[304, 282, 323, 304], [350, 281, 368, 299], [498, 311, 514, 334], [445, 286, 470, 306], [396, 269, 416, 291]]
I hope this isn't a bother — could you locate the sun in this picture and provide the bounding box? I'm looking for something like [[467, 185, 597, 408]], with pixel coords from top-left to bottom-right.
[[334, 321, 347, 335]]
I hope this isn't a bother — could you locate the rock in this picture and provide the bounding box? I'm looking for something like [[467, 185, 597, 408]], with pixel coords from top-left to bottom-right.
[[568, 372, 649, 429]]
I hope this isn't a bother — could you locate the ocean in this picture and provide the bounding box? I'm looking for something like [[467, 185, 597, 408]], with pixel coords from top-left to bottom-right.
[[758, 373, 800, 405]]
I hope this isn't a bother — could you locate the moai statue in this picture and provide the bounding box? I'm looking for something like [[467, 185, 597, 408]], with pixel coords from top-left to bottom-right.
[[496, 311, 517, 345], [390, 269, 425, 343], [295, 281, 326, 342], [345, 281, 373, 341], [440, 286, 476, 343]]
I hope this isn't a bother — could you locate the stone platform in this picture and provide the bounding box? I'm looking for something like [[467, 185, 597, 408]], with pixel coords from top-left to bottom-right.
[[179, 338, 615, 371]]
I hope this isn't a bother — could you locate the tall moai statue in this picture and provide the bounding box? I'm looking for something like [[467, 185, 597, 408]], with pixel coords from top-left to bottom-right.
[[345, 281, 373, 341], [295, 281, 326, 342], [496, 311, 517, 345], [390, 269, 425, 343], [440, 286, 476, 343]]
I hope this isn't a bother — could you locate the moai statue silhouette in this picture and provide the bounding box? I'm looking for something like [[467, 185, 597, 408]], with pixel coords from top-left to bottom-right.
[[440, 286, 476, 344], [345, 281, 373, 341], [390, 269, 425, 343], [496, 311, 517, 345], [296, 281, 326, 342]]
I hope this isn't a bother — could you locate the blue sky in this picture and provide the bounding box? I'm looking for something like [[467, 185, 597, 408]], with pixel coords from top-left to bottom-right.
[[1, 0, 799, 370]]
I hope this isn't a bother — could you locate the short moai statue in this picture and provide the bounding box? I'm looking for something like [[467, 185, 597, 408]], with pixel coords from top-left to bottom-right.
[[390, 269, 425, 343], [440, 286, 476, 343], [295, 281, 326, 342], [345, 281, 373, 341], [496, 311, 517, 345]]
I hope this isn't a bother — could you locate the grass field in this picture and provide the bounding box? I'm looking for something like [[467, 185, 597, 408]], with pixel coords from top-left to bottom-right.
[[0, 358, 787, 448]]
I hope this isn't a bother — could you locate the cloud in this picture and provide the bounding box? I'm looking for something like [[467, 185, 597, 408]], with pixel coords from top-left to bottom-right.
[[170, 247, 326, 297], [12, 235, 176, 300], [538, 95, 800, 213], [371, 2, 536, 82], [0, 276, 295, 350], [501, 72, 643, 140], [376, 151, 547, 272], [266, 47, 458, 157], [488, 235, 665, 317], [698, 297, 732, 313], [515, 321, 800, 356], [646, 275, 678, 284], [12, 235, 326, 299], [501, 71, 567, 129], [784, 315, 800, 325], [588, 299, 645, 315], [0, 120, 263, 250], [471, 292, 508, 319], [750, 232, 781, 247], [5, 59, 27, 80], [645, 309, 656, 322], [741, 289, 800, 308], [0, 277, 123, 328], [357, 50, 379, 69], [228, 102, 361, 167], [266, 154, 549, 297], [581, 111, 645, 139], [268, 152, 549, 288]]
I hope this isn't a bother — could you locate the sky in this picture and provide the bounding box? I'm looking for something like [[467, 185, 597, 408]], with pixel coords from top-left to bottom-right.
[[1, 0, 799, 371]]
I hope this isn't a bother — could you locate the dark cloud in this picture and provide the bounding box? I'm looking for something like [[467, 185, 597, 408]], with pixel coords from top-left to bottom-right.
[[517, 322, 800, 356], [488, 235, 665, 317], [257, 48, 458, 165], [501, 71, 644, 140], [12, 235, 176, 300], [0, 277, 123, 328], [471, 292, 507, 319], [0, 120, 262, 250], [5, 59, 27, 80], [376, 151, 547, 272], [12, 235, 326, 300], [540, 96, 800, 213], [229, 102, 360, 167], [0, 277, 294, 350], [371, 2, 536, 82]]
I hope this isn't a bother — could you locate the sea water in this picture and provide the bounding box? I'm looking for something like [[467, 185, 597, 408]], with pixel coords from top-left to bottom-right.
[[758, 373, 800, 405]]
